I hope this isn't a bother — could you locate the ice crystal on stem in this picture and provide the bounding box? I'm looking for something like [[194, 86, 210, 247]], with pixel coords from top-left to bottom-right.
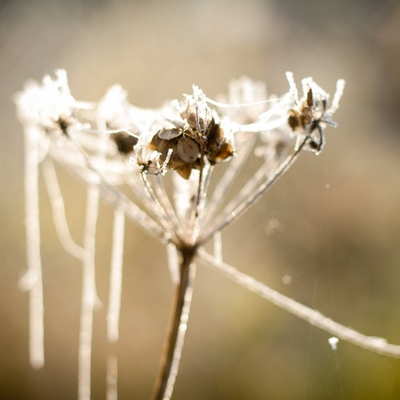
[[15, 69, 400, 400]]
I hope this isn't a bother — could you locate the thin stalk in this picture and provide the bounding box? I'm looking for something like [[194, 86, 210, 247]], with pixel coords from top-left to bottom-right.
[[151, 246, 197, 400], [96, 177, 165, 241], [141, 171, 180, 243], [196, 162, 213, 224], [78, 184, 100, 400], [201, 132, 256, 228], [199, 140, 306, 245], [213, 231, 222, 263], [107, 208, 126, 343], [191, 161, 212, 243], [195, 148, 205, 218], [53, 132, 165, 241], [78, 118, 106, 400], [154, 175, 183, 239], [199, 249, 400, 358], [187, 148, 206, 243], [166, 243, 180, 285], [124, 166, 160, 212], [124, 169, 174, 235], [41, 157, 84, 260], [23, 124, 44, 369]]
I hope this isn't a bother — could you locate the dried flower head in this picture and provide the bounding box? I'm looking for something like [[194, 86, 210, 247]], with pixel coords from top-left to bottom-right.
[[15, 69, 91, 136], [134, 86, 236, 180], [287, 75, 345, 154], [22, 70, 400, 400]]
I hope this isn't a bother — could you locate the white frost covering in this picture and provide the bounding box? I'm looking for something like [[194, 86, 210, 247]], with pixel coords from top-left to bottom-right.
[[41, 158, 84, 259], [213, 231, 222, 263], [201, 131, 256, 229], [78, 118, 109, 400], [22, 124, 44, 369], [107, 208, 126, 343], [167, 243, 180, 285], [78, 185, 100, 400]]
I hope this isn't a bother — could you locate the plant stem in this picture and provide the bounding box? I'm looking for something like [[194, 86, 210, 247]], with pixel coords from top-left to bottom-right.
[[199, 249, 400, 358], [199, 139, 306, 245], [151, 246, 197, 400]]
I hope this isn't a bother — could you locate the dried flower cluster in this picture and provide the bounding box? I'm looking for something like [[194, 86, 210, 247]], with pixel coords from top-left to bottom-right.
[[15, 70, 400, 400]]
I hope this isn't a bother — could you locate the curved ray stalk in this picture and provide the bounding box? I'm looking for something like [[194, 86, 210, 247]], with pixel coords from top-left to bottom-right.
[[208, 158, 272, 225], [199, 140, 306, 244], [107, 208, 126, 343], [166, 243, 180, 285], [96, 176, 164, 241], [189, 162, 212, 244], [199, 250, 400, 358], [41, 157, 85, 260], [56, 132, 165, 241], [201, 132, 256, 228], [124, 170, 172, 231], [187, 154, 205, 244], [78, 120, 108, 400], [213, 231, 222, 263], [106, 208, 125, 400], [195, 162, 213, 225], [22, 124, 44, 369], [172, 173, 195, 237], [154, 175, 183, 239], [141, 172, 180, 243], [78, 184, 100, 400]]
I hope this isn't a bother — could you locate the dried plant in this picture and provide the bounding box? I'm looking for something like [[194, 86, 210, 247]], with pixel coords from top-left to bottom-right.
[[14, 70, 399, 400]]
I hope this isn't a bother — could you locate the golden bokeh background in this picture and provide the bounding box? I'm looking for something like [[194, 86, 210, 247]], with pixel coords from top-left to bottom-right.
[[1, 0, 400, 399]]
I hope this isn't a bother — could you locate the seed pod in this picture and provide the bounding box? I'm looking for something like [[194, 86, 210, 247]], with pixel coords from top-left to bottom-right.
[[185, 111, 198, 131], [288, 110, 300, 131], [112, 132, 138, 154], [167, 151, 194, 179], [176, 163, 193, 179], [158, 128, 182, 140], [288, 89, 314, 132], [207, 142, 235, 165], [306, 88, 313, 107], [207, 123, 225, 148], [177, 136, 199, 163]]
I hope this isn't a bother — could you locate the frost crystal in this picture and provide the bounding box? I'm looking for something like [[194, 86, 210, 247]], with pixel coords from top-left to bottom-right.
[[329, 336, 339, 351]]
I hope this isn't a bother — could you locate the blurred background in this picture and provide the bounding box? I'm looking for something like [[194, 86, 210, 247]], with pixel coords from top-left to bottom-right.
[[1, 0, 400, 399]]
